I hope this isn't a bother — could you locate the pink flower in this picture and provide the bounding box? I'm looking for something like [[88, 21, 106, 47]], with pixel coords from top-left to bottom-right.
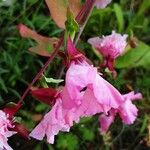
[[65, 61, 123, 111], [95, 0, 112, 8], [29, 98, 70, 144], [88, 31, 128, 71], [30, 39, 141, 144], [0, 110, 16, 150], [30, 61, 125, 143], [99, 92, 142, 133]]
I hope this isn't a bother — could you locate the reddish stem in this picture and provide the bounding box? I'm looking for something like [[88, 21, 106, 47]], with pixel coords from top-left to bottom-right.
[[17, 36, 64, 107], [75, 0, 96, 24]]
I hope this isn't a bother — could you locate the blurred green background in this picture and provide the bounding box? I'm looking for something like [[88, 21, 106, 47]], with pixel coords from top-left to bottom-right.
[[0, 0, 150, 149]]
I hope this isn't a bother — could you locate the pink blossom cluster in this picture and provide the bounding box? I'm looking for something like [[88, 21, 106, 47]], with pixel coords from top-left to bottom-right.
[[30, 39, 142, 144], [0, 110, 16, 150]]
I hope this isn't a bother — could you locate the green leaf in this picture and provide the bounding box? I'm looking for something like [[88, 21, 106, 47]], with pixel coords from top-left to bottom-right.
[[113, 3, 124, 32], [80, 127, 94, 141], [65, 8, 79, 40], [44, 76, 64, 84], [14, 117, 22, 123], [35, 103, 48, 112], [115, 42, 150, 69], [0, 77, 8, 92], [57, 133, 78, 150], [137, 0, 150, 16]]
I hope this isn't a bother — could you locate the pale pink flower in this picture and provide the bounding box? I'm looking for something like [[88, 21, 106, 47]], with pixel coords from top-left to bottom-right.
[[88, 31, 128, 71], [95, 0, 112, 9], [65, 61, 123, 112], [88, 31, 128, 59], [99, 92, 142, 133], [0, 110, 16, 150]]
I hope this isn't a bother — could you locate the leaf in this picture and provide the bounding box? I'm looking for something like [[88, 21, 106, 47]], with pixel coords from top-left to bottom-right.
[[45, 0, 81, 29], [113, 3, 124, 32], [137, 0, 150, 16], [35, 103, 48, 112], [44, 76, 64, 84], [115, 42, 150, 69], [65, 8, 79, 39], [18, 24, 58, 57], [57, 133, 78, 150], [80, 127, 94, 141], [0, 77, 8, 92]]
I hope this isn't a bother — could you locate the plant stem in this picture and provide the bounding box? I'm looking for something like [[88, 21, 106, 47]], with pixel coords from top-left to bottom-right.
[[17, 36, 64, 106], [75, 0, 96, 45]]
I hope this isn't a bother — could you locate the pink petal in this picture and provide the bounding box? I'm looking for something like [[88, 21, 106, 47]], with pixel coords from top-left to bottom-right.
[[0, 110, 16, 150], [123, 91, 143, 101], [95, 0, 112, 9], [65, 62, 97, 100], [30, 99, 70, 144], [93, 72, 123, 109], [75, 89, 105, 117], [119, 99, 138, 124], [99, 110, 116, 133]]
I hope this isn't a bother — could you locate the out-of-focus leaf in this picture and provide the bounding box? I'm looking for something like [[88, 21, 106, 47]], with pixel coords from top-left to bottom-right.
[[35, 103, 48, 112], [80, 127, 94, 141], [137, 0, 150, 16], [0, 77, 8, 92], [18, 24, 58, 57], [0, 68, 9, 74], [113, 3, 124, 32], [115, 42, 150, 69], [0, 0, 15, 6], [45, 0, 81, 29], [27, 0, 38, 5], [0, 96, 3, 103], [56, 133, 78, 150]]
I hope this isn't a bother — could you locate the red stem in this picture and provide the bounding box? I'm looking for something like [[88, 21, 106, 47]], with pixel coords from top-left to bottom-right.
[[17, 36, 64, 106]]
